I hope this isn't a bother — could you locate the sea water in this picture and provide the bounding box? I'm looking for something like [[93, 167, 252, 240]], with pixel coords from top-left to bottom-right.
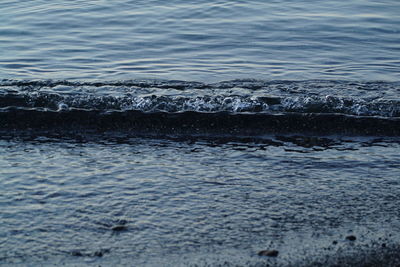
[[1, 1, 400, 266]]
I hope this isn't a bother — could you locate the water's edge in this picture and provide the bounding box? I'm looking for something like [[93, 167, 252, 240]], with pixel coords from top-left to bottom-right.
[[1, 79, 399, 137]]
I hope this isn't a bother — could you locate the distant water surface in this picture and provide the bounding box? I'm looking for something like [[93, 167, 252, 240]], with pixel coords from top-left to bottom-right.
[[1, 0, 399, 81]]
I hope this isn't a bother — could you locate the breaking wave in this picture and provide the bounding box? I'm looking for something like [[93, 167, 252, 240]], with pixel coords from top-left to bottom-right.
[[1, 79, 399, 136]]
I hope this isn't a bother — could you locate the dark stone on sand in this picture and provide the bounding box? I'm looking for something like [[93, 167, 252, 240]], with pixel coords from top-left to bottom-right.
[[332, 240, 338, 245], [93, 248, 110, 257], [111, 225, 127, 231], [382, 243, 386, 248], [71, 251, 83, 257], [258, 250, 279, 257], [94, 251, 103, 257], [71, 249, 110, 257], [346, 235, 357, 241], [93, 249, 108, 257]]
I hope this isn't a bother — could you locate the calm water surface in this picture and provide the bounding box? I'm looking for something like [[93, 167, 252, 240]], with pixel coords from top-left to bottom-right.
[[1, 0, 399, 81]]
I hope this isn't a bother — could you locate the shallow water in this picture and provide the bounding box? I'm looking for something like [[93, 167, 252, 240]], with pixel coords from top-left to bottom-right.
[[1, 0, 400, 266], [1, 136, 400, 266]]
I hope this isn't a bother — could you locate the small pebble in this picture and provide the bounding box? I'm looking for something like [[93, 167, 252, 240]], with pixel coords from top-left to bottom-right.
[[382, 243, 386, 248], [346, 235, 357, 241], [258, 250, 279, 257], [111, 225, 127, 231], [71, 251, 83, 257], [93, 251, 103, 257], [332, 240, 338, 245]]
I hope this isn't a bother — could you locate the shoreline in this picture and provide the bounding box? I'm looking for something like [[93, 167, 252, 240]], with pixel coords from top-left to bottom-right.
[[2, 237, 400, 266]]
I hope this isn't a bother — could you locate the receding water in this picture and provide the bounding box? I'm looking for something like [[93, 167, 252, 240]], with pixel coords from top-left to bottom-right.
[[1, 1, 400, 266], [1, 136, 400, 266]]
